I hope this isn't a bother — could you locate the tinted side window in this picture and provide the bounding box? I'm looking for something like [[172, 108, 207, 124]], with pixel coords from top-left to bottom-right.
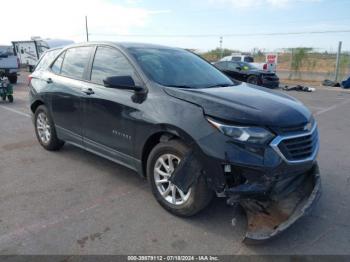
[[51, 51, 65, 74], [244, 56, 254, 62], [35, 49, 61, 71], [91, 46, 138, 85], [61, 47, 92, 79], [231, 57, 241, 62]]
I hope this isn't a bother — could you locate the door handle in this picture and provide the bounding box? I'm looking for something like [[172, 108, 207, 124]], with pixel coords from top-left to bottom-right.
[[81, 87, 94, 95], [46, 78, 53, 84]]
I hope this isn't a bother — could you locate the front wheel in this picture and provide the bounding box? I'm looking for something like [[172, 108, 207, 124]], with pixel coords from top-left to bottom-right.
[[247, 75, 259, 85], [34, 105, 64, 151], [147, 140, 213, 217]]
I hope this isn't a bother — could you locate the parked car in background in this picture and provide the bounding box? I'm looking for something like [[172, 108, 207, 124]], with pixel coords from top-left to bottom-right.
[[219, 53, 274, 72], [214, 61, 280, 88], [29, 42, 320, 243], [0, 46, 19, 84], [220, 54, 254, 63]]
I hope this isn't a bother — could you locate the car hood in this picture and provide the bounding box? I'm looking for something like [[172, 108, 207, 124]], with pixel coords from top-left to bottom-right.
[[163, 83, 311, 127]]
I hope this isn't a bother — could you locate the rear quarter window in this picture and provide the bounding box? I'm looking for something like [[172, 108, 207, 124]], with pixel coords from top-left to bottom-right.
[[51, 51, 65, 74], [35, 49, 62, 72]]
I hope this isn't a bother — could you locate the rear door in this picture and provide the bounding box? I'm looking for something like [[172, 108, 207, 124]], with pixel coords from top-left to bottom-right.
[[47, 46, 94, 144]]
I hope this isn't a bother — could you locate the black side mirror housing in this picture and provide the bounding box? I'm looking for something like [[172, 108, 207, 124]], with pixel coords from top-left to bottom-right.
[[103, 76, 143, 92]]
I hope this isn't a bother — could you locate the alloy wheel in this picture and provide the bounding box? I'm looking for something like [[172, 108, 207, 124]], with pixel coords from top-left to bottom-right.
[[153, 153, 191, 205], [36, 112, 51, 144]]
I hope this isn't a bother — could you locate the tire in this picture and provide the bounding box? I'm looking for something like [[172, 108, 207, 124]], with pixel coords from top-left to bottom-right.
[[147, 140, 213, 217], [34, 105, 64, 151], [7, 95, 13, 103], [8, 75, 17, 84], [247, 75, 259, 85]]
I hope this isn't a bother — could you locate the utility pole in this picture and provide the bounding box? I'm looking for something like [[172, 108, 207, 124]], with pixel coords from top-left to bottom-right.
[[334, 41, 342, 82], [219, 36, 223, 59], [85, 16, 89, 42]]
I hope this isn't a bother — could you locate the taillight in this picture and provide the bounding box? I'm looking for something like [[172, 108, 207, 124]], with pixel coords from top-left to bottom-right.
[[28, 75, 33, 86], [263, 63, 267, 70]]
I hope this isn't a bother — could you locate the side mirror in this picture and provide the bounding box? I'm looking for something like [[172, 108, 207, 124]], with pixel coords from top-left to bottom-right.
[[103, 76, 143, 92]]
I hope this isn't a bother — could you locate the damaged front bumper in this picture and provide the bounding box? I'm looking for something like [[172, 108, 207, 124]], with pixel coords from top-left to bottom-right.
[[171, 122, 321, 243], [238, 164, 321, 243]]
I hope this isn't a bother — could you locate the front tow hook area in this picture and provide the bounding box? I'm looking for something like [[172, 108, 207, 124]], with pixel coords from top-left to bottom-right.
[[239, 164, 321, 244]]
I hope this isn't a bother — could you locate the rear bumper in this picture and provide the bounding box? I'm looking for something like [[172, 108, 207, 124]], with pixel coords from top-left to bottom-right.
[[0, 68, 19, 75]]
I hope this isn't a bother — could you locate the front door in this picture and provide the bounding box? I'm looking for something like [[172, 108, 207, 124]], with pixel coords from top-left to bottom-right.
[[82, 46, 144, 169]]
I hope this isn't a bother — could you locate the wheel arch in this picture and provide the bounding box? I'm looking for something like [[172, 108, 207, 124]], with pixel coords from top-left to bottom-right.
[[140, 125, 197, 178], [30, 99, 45, 113]]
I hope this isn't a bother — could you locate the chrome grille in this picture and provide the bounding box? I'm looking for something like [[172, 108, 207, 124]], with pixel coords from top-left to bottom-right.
[[270, 122, 319, 164], [278, 129, 318, 161]]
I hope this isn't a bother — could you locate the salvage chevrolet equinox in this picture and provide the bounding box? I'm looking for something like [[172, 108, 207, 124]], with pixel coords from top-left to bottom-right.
[[29, 42, 321, 243]]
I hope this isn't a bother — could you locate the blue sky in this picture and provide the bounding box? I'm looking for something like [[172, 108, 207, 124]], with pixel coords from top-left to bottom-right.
[[1, 0, 349, 52], [107, 0, 350, 52]]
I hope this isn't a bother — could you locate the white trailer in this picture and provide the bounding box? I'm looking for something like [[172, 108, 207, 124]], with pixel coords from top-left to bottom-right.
[[12, 39, 73, 71]]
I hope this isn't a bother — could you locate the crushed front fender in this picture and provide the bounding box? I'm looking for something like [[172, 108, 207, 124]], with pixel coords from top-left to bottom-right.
[[240, 164, 321, 244]]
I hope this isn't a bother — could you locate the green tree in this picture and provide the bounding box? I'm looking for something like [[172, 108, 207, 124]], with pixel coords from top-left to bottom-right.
[[288, 47, 313, 79]]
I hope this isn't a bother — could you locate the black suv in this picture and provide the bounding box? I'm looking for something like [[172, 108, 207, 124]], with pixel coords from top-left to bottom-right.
[[30, 42, 320, 242]]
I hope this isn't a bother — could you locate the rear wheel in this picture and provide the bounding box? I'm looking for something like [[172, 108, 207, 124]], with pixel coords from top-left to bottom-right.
[[8, 75, 17, 84], [147, 140, 213, 217], [7, 95, 13, 103], [247, 75, 259, 85], [34, 105, 64, 151]]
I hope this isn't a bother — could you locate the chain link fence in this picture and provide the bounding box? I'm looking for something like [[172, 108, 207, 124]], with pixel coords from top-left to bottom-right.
[[258, 49, 350, 82], [199, 46, 350, 83]]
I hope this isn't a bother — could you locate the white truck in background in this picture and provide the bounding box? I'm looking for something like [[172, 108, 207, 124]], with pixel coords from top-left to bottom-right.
[[219, 53, 277, 72], [0, 46, 19, 84], [12, 38, 74, 72]]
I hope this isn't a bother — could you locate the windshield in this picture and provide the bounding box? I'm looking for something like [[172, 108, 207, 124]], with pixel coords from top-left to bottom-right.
[[128, 47, 234, 89]]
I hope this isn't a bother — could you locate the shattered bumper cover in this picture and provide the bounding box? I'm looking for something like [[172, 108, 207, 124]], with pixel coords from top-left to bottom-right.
[[240, 164, 321, 243]]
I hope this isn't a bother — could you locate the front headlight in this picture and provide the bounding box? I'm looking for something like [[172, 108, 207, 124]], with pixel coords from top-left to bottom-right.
[[206, 117, 274, 145]]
